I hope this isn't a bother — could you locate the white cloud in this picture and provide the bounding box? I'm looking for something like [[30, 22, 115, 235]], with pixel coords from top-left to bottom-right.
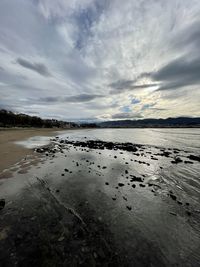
[[0, 0, 200, 120]]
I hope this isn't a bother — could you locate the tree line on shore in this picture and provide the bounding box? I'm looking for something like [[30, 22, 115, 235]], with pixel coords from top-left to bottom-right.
[[0, 109, 77, 128]]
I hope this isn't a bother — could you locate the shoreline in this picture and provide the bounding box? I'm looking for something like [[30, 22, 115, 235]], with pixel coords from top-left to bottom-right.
[[0, 135, 199, 266], [0, 128, 66, 173]]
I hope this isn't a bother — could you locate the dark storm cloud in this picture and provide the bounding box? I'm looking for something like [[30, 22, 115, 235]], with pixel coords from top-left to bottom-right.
[[40, 94, 104, 103], [173, 20, 200, 51], [142, 20, 200, 91], [109, 79, 159, 94], [16, 58, 52, 77], [111, 112, 142, 119], [148, 56, 200, 91], [110, 19, 200, 94], [109, 80, 135, 90]]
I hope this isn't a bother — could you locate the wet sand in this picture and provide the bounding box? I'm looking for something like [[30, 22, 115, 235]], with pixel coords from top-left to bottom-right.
[[0, 136, 200, 266], [0, 128, 62, 173]]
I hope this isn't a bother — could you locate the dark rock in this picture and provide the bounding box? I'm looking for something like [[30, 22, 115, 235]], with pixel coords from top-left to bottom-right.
[[118, 183, 125, 187], [64, 168, 69, 172], [169, 212, 177, 216], [171, 157, 183, 164], [132, 184, 136, 188], [188, 155, 200, 162], [112, 197, 117, 201], [0, 199, 5, 210], [105, 182, 109, 185], [151, 156, 158, 160], [35, 148, 44, 153], [169, 193, 177, 201], [163, 151, 171, 157], [130, 176, 143, 182], [126, 206, 132, 211], [184, 161, 193, 164], [125, 170, 128, 174], [139, 184, 146, 187], [186, 211, 191, 216]]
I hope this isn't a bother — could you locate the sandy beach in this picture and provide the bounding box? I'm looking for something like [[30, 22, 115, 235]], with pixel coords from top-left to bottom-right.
[[0, 128, 62, 172]]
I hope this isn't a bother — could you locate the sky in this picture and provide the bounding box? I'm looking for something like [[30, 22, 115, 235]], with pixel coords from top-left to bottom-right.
[[0, 0, 200, 121]]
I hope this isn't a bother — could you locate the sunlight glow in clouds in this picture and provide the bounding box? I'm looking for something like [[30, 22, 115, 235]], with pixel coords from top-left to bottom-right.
[[0, 0, 200, 121]]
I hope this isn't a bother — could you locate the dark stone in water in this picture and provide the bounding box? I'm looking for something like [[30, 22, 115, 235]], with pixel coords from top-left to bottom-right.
[[0, 199, 5, 210], [63, 139, 139, 153], [186, 211, 191, 216], [171, 157, 183, 164], [169, 194, 177, 201], [64, 168, 69, 172], [118, 183, 125, 187], [126, 206, 132, 211], [184, 161, 193, 164], [139, 184, 145, 187], [105, 182, 109, 185], [151, 156, 158, 160], [188, 155, 200, 162], [163, 151, 171, 157], [35, 148, 44, 153], [132, 184, 136, 188], [130, 176, 143, 182]]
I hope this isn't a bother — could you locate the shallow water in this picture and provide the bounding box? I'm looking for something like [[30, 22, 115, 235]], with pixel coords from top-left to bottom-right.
[[1, 128, 200, 266], [57, 128, 200, 152], [15, 128, 200, 152]]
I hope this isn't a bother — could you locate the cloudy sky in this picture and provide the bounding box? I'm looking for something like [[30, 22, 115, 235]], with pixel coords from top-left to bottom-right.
[[0, 0, 200, 121]]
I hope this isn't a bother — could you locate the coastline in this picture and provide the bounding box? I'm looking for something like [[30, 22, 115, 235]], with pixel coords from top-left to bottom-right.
[[0, 134, 199, 266], [0, 128, 65, 173]]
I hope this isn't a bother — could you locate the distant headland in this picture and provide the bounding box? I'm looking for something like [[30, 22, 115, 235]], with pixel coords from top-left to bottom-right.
[[0, 109, 200, 128]]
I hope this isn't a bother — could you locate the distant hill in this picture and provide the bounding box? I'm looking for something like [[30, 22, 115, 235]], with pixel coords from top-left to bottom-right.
[[0, 109, 78, 128], [99, 117, 200, 128]]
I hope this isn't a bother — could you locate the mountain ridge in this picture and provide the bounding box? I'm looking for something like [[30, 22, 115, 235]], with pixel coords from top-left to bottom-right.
[[98, 117, 200, 128]]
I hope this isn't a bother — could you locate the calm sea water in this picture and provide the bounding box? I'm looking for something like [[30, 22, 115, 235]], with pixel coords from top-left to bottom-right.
[[16, 128, 200, 153], [57, 128, 200, 153], [5, 128, 200, 266]]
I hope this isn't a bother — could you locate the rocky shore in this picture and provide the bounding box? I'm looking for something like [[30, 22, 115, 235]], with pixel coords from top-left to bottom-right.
[[0, 136, 200, 266]]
